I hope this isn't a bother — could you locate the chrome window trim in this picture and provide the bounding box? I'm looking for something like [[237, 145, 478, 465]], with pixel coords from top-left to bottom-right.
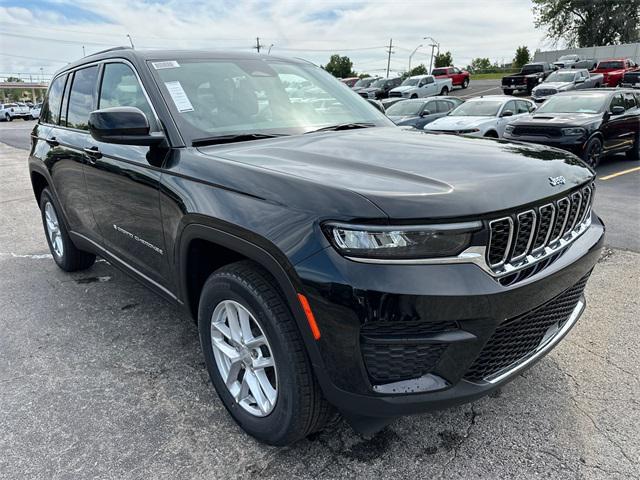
[[511, 209, 537, 263], [487, 217, 514, 268]]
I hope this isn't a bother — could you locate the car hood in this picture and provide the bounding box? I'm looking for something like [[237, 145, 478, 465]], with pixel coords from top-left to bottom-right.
[[510, 112, 601, 127], [199, 127, 592, 220], [361, 87, 380, 94], [535, 81, 573, 91], [388, 115, 419, 124], [424, 116, 493, 130], [390, 85, 415, 93]]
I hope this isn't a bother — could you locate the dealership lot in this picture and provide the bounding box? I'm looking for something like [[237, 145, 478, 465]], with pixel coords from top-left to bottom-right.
[[0, 117, 638, 479]]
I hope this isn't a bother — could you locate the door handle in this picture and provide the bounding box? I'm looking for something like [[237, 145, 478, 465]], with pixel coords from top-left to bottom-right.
[[46, 137, 59, 147], [83, 146, 102, 162]]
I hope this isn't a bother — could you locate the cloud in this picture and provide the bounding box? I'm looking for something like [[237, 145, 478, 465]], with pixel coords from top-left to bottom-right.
[[0, 0, 550, 77]]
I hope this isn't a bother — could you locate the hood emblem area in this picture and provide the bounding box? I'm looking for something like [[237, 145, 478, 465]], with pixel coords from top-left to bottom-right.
[[549, 175, 566, 186]]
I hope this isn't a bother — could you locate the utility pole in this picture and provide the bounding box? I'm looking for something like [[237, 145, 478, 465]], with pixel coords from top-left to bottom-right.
[[254, 37, 262, 53], [386, 38, 394, 78]]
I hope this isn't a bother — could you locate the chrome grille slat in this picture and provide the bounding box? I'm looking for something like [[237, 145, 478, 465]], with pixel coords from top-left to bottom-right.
[[486, 183, 594, 282]]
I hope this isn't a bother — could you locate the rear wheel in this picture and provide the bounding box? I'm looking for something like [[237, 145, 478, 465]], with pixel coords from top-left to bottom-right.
[[440, 86, 449, 96], [582, 137, 603, 168], [410, 94, 418, 99], [198, 261, 334, 445], [5, 114, 11, 122], [39, 188, 96, 271], [461, 78, 469, 89]]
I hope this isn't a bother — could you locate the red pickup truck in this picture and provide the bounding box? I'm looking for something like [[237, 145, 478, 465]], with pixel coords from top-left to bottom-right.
[[432, 66, 470, 88], [593, 58, 639, 87]]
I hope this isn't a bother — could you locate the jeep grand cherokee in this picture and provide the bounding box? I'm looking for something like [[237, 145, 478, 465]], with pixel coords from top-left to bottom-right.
[[29, 48, 604, 445]]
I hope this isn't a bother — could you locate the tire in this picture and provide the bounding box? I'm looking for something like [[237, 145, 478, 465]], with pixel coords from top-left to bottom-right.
[[440, 87, 449, 96], [410, 94, 418, 99], [39, 188, 96, 271], [198, 260, 334, 445], [462, 78, 469, 89], [626, 132, 639, 161], [484, 130, 499, 138], [582, 137, 603, 168], [22, 117, 30, 121], [5, 114, 12, 122]]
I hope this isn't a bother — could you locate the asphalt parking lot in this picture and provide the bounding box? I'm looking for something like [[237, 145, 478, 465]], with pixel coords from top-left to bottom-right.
[[1, 119, 639, 479]]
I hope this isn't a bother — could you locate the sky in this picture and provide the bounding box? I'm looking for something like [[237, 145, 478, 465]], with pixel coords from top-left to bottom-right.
[[0, 0, 555, 80]]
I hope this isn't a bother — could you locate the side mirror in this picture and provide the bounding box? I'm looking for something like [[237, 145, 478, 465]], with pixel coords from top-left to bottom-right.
[[367, 99, 385, 114], [611, 105, 625, 115], [421, 109, 431, 117], [501, 110, 514, 117], [88, 107, 165, 146]]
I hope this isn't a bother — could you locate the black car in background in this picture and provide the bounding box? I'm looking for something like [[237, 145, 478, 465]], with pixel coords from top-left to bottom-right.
[[358, 77, 403, 100], [386, 96, 464, 129], [29, 47, 604, 446], [504, 89, 640, 167], [351, 76, 378, 93], [502, 62, 555, 95], [621, 71, 640, 89]]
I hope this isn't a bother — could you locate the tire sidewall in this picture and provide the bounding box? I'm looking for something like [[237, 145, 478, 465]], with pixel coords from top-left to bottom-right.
[[39, 189, 71, 270], [198, 273, 303, 442], [583, 137, 602, 168]]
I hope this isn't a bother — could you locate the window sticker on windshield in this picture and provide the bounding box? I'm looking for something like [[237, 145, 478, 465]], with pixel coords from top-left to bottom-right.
[[152, 60, 180, 70], [164, 81, 194, 113]]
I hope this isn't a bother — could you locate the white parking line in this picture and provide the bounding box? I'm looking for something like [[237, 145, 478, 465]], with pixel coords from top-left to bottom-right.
[[459, 86, 502, 99]]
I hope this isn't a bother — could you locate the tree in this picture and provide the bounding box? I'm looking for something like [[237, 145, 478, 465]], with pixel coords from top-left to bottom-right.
[[324, 54, 356, 78], [434, 51, 454, 68], [402, 64, 428, 79], [468, 58, 492, 73], [513, 46, 531, 69], [532, 0, 640, 47]]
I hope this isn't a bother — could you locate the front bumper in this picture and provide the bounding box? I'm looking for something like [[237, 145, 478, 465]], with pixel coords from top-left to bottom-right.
[[295, 215, 604, 417], [503, 132, 586, 156]]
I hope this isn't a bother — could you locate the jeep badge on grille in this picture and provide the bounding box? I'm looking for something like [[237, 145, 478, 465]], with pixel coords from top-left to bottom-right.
[[549, 176, 566, 186]]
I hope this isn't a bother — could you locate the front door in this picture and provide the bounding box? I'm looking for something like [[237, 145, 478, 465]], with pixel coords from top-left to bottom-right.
[[83, 61, 172, 290]]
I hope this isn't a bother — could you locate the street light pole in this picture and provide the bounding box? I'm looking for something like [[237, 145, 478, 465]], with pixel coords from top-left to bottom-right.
[[423, 36, 439, 73], [268, 44, 274, 55], [408, 44, 423, 74]]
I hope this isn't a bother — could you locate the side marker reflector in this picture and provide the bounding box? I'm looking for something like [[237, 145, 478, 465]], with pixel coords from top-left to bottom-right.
[[297, 293, 321, 340]]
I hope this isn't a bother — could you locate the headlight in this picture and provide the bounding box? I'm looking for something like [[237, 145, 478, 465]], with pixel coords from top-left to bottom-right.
[[323, 222, 481, 260], [561, 127, 586, 136], [505, 125, 515, 134]]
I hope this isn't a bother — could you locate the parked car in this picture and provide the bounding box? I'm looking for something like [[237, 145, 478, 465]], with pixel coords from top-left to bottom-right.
[[389, 74, 453, 99], [620, 71, 640, 89], [424, 95, 536, 138], [381, 97, 405, 109], [431, 66, 470, 89], [30, 103, 42, 119], [504, 89, 640, 167], [340, 77, 359, 87], [501, 63, 555, 95], [351, 76, 379, 93], [571, 59, 598, 71], [386, 96, 464, 129], [592, 58, 639, 87], [553, 54, 581, 69], [30, 47, 604, 446], [358, 77, 403, 100], [0, 102, 31, 121], [531, 69, 603, 103]]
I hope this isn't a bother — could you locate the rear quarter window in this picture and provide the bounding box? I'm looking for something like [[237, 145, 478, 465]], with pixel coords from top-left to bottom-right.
[[41, 74, 66, 125]]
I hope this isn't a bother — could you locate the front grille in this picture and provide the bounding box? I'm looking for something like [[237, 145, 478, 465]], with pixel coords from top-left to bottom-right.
[[511, 126, 562, 137], [486, 183, 594, 276], [465, 273, 589, 382], [389, 91, 403, 98], [622, 72, 640, 83], [534, 89, 557, 97], [360, 320, 456, 384]]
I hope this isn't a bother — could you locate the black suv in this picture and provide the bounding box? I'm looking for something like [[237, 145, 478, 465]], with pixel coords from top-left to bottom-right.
[[29, 48, 604, 445], [504, 89, 640, 167], [502, 62, 555, 95]]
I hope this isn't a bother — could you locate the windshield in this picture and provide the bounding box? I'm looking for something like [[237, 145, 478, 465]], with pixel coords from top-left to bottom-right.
[[522, 65, 543, 73], [597, 61, 623, 69], [354, 77, 376, 88], [386, 100, 427, 116], [536, 93, 607, 114], [545, 71, 577, 83], [401, 77, 421, 86], [432, 68, 448, 76], [370, 78, 387, 88], [151, 58, 390, 142], [450, 100, 502, 117]]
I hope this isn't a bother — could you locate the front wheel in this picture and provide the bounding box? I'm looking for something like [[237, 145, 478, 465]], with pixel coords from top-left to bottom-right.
[[582, 137, 603, 168], [198, 261, 334, 445], [39, 188, 96, 271], [461, 78, 469, 89]]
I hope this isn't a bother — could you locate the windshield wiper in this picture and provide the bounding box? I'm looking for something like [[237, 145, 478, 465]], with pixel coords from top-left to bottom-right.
[[192, 133, 288, 147], [304, 122, 376, 134]]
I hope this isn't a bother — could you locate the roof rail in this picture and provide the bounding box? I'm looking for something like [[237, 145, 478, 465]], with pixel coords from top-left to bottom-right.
[[84, 46, 131, 57]]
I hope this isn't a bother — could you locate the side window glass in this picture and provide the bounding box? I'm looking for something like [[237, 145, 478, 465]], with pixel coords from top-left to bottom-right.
[[503, 101, 516, 115], [426, 77, 434, 84], [99, 63, 157, 130], [610, 94, 626, 112], [436, 100, 450, 113], [623, 93, 637, 110], [60, 73, 72, 126], [67, 66, 99, 130], [41, 74, 66, 125], [515, 101, 528, 114]]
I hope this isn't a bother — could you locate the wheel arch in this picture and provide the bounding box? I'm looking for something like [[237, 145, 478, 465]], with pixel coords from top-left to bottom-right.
[[30, 170, 49, 204]]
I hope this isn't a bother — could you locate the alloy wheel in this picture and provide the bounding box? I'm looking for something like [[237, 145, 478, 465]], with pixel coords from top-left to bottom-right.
[[587, 142, 602, 168], [210, 300, 278, 417], [44, 202, 64, 258]]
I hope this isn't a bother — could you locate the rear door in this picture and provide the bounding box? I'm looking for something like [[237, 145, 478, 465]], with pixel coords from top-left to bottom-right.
[[83, 61, 171, 289], [601, 93, 636, 153]]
